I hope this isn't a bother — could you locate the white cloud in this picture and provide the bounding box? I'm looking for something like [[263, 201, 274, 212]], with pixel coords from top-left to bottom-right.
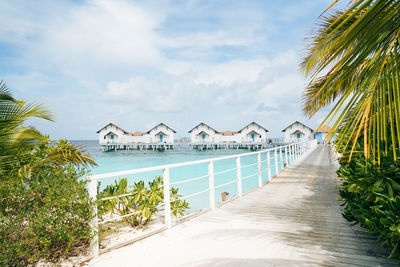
[[194, 59, 267, 86], [29, 0, 164, 72], [102, 50, 305, 117], [104, 75, 200, 112], [161, 30, 254, 49], [0, 0, 323, 138]]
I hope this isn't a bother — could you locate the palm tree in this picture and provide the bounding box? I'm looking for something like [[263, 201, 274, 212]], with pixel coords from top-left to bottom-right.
[[301, 0, 400, 164], [0, 80, 95, 175]]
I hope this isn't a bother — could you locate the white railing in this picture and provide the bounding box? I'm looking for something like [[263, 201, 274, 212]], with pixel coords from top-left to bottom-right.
[[87, 140, 317, 256]]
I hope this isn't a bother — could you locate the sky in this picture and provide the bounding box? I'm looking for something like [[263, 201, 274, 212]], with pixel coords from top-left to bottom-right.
[[0, 0, 348, 139]]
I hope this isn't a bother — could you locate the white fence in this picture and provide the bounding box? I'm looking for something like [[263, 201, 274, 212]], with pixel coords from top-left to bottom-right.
[[87, 140, 317, 256]]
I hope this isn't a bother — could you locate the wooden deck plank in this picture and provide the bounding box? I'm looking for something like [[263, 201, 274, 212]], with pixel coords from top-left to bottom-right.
[[89, 146, 397, 266]]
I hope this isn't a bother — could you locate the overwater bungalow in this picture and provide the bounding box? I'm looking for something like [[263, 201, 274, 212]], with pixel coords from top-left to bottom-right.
[[313, 125, 331, 144], [189, 122, 269, 150], [97, 123, 176, 151], [282, 121, 314, 143]]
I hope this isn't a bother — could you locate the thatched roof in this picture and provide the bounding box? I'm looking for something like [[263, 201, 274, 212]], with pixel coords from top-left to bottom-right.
[[313, 125, 331, 133], [221, 131, 236, 136], [131, 131, 144, 136]]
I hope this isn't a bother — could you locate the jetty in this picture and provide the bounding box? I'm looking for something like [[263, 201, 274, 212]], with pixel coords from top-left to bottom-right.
[[88, 143, 397, 266]]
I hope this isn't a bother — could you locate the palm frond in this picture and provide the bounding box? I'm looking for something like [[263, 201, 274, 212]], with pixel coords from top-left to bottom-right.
[[301, 0, 400, 163]]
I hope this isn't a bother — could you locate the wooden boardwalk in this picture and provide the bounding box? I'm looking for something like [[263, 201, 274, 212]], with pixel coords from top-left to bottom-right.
[[89, 146, 397, 266]]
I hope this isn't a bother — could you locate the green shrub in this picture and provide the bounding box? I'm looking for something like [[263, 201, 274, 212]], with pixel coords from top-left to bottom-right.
[[338, 139, 400, 258], [98, 176, 189, 227], [0, 141, 95, 266]]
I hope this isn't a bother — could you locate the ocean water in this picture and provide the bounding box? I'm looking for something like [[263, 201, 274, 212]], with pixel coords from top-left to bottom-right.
[[73, 140, 288, 213]]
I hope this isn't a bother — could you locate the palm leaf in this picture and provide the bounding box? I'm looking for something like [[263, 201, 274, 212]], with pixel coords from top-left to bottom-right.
[[301, 0, 400, 163]]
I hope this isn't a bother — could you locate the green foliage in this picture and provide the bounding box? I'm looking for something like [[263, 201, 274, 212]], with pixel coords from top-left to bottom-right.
[[301, 0, 400, 163], [338, 137, 400, 259], [0, 82, 97, 265], [0, 141, 95, 266], [98, 177, 189, 227], [0, 80, 54, 173]]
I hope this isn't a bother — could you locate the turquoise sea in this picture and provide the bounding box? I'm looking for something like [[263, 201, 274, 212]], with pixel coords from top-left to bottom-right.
[[74, 140, 288, 214]]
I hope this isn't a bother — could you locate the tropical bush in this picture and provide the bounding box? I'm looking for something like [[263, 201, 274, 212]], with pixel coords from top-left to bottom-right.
[[0, 82, 96, 265], [301, 1, 400, 259], [338, 137, 400, 258], [98, 176, 189, 227], [0, 140, 95, 266]]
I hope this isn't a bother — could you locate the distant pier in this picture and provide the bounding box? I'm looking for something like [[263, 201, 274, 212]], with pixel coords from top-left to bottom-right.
[[190, 142, 267, 150], [101, 143, 173, 152], [190, 138, 285, 151]]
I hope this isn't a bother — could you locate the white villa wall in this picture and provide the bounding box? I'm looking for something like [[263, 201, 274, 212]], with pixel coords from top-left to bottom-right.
[[283, 122, 313, 143], [238, 123, 267, 143], [148, 124, 175, 144], [190, 124, 218, 143], [215, 134, 237, 143], [98, 125, 127, 145]]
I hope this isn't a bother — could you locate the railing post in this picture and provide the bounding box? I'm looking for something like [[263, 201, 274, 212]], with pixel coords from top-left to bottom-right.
[[285, 145, 288, 167], [267, 150, 271, 180], [274, 149, 278, 175], [293, 144, 296, 161], [279, 147, 283, 169], [236, 156, 242, 197], [257, 152, 262, 188], [208, 160, 215, 209], [163, 167, 172, 228], [297, 143, 300, 158], [88, 178, 99, 257], [291, 144, 294, 163]]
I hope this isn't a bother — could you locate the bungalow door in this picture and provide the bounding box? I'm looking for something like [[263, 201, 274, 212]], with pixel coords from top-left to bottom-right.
[[160, 134, 163, 142], [251, 133, 255, 141]]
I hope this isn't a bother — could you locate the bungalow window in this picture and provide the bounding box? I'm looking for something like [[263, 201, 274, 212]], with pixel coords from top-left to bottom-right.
[[202, 134, 206, 139], [104, 136, 106, 139], [111, 135, 114, 140]]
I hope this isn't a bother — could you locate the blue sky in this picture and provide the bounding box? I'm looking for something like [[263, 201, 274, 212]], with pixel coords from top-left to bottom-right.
[[0, 0, 348, 139]]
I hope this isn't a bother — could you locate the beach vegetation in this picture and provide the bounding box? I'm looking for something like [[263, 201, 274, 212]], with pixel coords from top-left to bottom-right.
[[0, 81, 96, 265], [98, 176, 189, 227], [302, 0, 400, 259], [338, 134, 400, 258]]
